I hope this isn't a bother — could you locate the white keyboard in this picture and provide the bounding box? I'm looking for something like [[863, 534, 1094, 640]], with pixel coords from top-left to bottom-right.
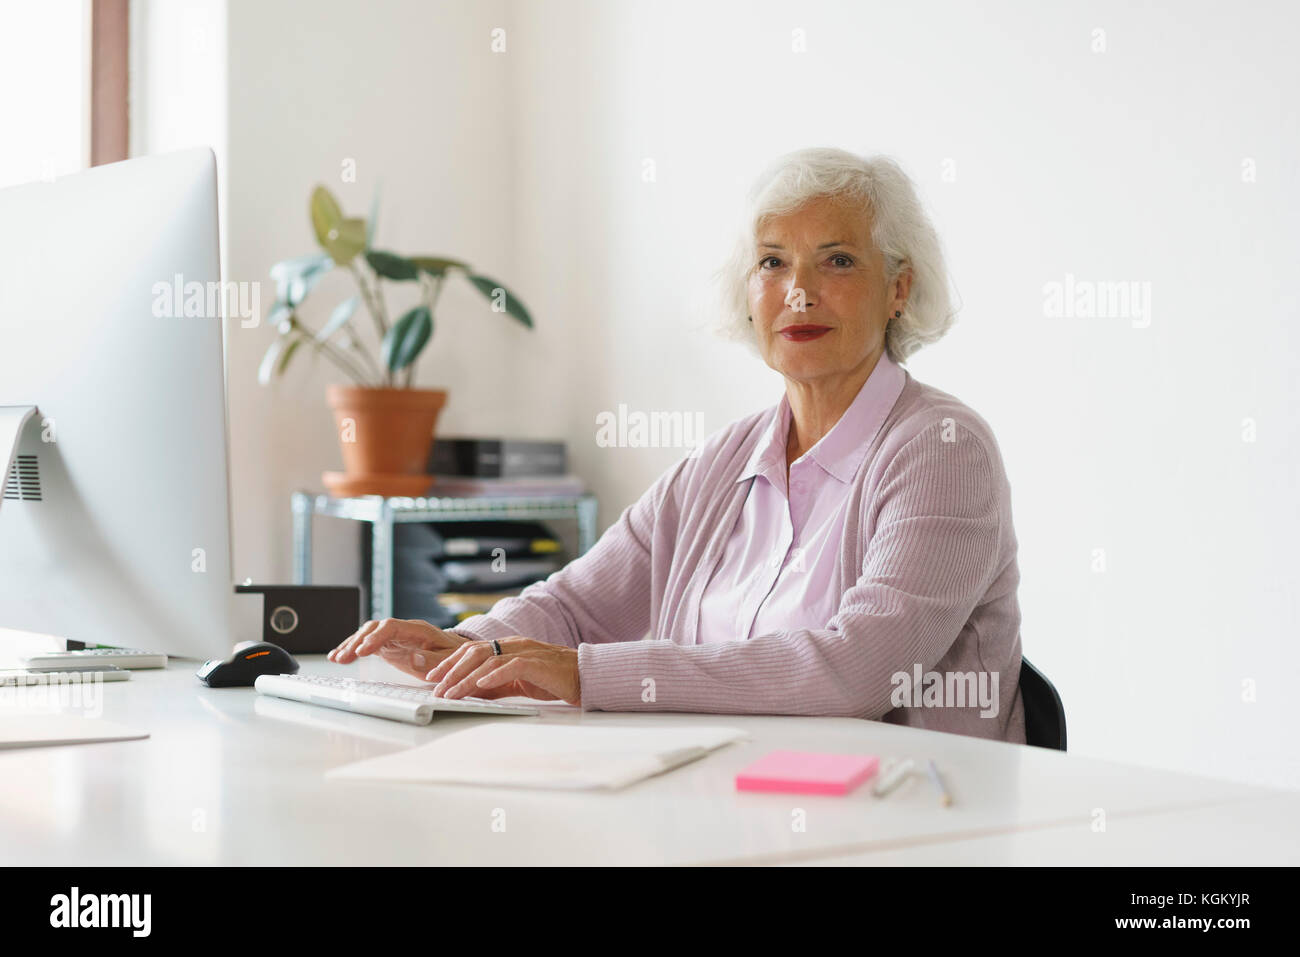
[[21, 648, 168, 670], [254, 673, 540, 725]]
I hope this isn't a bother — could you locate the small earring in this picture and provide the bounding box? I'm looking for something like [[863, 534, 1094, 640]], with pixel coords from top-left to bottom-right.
[[893, 310, 901, 318]]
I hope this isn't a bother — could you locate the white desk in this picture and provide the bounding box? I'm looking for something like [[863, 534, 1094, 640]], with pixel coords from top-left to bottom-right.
[[788, 794, 1300, 866], [0, 653, 1293, 866]]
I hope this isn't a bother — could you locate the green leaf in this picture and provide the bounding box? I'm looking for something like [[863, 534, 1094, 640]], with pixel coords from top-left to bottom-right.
[[276, 336, 304, 377], [326, 218, 367, 266], [465, 274, 534, 328], [270, 253, 332, 306], [410, 256, 469, 277], [287, 266, 330, 307], [269, 251, 331, 283], [258, 335, 289, 385], [365, 250, 420, 281], [366, 183, 381, 249], [309, 186, 366, 265], [266, 302, 293, 333], [381, 305, 432, 372], [316, 296, 359, 343], [310, 186, 342, 248]]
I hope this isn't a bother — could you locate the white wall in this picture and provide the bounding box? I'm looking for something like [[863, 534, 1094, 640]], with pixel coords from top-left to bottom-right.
[[504, 0, 1300, 790], [145, 0, 1298, 789], [130, 0, 227, 193], [130, 0, 229, 367], [222, 0, 522, 592], [0, 1, 88, 188]]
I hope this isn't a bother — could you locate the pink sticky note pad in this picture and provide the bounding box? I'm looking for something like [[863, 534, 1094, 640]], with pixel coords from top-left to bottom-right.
[[735, 750, 879, 796]]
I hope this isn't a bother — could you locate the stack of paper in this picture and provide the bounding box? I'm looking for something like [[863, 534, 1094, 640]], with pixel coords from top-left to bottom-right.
[[326, 723, 747, 790], [0, 714, 148, 749]]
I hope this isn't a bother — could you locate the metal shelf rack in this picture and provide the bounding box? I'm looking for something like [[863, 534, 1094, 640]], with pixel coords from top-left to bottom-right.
[[290, 490, 599, 621]]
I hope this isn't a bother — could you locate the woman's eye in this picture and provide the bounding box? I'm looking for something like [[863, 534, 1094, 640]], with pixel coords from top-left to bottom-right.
[[759, 254, 852, 269]]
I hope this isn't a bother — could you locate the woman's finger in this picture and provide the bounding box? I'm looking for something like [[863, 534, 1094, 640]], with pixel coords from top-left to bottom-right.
[[350, 618, 409, 660], [429, 643, 492, 694], [423, 639, 477, 683], [374, 642, 450, 679], [327, 619, 374, 661], [473, 657, 528, 692], [355, 618, 424, 657], [457, 678, 519, 700], [328, 619, 382, 662], [441, 655, 512, 699], [478, 655, 578, 705]]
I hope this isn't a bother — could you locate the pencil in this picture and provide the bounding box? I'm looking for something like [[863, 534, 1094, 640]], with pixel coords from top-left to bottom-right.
[[926, 759, 952, 807]]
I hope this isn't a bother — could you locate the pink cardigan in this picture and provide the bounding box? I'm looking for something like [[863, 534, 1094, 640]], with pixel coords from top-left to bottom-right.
[[450, 369, 1027, 744]]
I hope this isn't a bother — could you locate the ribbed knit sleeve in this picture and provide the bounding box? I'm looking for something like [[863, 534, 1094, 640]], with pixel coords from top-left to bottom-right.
[[446, 459, 683, 650], [576, 422, 1002, 717]]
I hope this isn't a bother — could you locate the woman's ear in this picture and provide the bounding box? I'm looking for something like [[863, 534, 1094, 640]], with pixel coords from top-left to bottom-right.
[[893, 264, 914, 311]]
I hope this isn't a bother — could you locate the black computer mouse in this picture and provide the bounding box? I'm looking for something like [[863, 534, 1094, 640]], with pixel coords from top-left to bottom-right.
[[196, 641, 299, 687]]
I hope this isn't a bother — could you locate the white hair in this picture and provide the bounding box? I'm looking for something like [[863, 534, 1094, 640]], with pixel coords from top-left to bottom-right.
[[711, 147, 956, 364]]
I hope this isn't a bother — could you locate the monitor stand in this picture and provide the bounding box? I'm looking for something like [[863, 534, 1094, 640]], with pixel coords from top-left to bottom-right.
[[0, 405, 40, 510], [4, 404, 102, 651]]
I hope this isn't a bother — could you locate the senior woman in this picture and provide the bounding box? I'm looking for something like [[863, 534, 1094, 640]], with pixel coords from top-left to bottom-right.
[[329, 147, 1026, 744]]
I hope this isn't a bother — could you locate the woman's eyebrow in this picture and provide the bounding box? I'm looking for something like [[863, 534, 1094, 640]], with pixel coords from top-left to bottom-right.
[[758, 241, 859, 250]]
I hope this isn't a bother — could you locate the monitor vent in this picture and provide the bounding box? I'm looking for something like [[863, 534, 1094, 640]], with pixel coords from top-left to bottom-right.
[[3, 455, 41, 501]]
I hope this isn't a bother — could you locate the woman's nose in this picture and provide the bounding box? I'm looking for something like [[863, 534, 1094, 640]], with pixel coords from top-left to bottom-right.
[[785, 274, 818, 311]]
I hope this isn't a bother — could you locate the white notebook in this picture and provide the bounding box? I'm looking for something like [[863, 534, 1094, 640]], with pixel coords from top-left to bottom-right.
[[0, 714, 149, 749], [326, 723, 747, 790]]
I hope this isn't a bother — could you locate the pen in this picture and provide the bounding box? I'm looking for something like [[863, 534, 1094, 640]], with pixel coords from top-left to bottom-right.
[[871, 757, 914, 797], [926, 759, 952, 807]]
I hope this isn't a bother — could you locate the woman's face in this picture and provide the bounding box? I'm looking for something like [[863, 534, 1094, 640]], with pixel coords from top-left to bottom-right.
[[747, 195, 904, 385]]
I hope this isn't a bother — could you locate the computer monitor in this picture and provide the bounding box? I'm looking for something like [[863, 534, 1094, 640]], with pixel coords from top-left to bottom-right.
[[0, 148, 236, 660]]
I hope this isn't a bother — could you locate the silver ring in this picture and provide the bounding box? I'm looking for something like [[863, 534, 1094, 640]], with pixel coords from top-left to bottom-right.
[[490, 639, 502, 656]]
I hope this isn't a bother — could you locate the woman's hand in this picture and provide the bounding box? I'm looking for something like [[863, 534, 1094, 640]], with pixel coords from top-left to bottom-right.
[[425, 637, 581, 706], [327, 618, 470, 682]]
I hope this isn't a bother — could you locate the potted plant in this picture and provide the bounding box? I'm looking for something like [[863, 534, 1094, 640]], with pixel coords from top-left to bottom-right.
[[260, 185, 534, 497]]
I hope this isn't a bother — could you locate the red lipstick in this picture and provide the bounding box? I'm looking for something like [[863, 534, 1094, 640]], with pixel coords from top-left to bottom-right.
[[779, 324, 832, 342]]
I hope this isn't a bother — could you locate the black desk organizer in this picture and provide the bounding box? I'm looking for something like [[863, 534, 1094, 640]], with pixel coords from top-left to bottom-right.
[[233, 583, 362, 654]]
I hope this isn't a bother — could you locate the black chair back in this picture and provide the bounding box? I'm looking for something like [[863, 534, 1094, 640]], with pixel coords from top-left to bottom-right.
[[1020, 656, 1066, 751]]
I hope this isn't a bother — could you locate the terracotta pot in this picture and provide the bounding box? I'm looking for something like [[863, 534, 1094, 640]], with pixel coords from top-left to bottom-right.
[[325, 385, 447, 478]]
